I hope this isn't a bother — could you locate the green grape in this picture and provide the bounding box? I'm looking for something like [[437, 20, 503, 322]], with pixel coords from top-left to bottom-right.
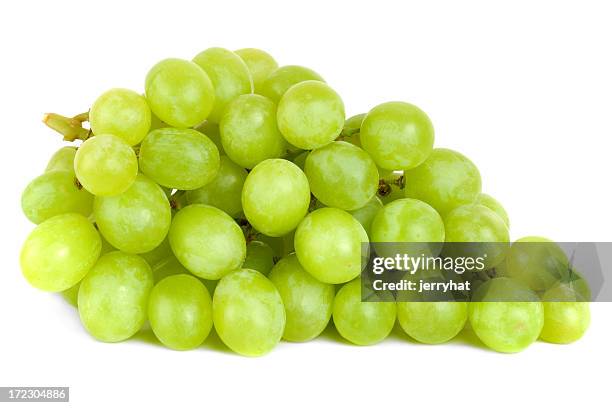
[[260, 65, 324, 103], [220, 94, 287, 168], [333, 279, 396, 345], [185, 156, 247, 218], [20, 214, 101, 292], [256, 234, 285, 259], [469, 277, 544, 353], [195, 120, 224, 154], [292, 151, 309, 170], [540, 283, 590, 344], [169, 204, 246, 279], [21, 170, 93, 224], [242, 159, 310, 237], [45, 146, 76, 172], [268, 254, 335, 342], [151, 256, 218, 294], [340, 113, 366, 146], [78, 251, 153, 342], [349, 195, 383, 236], [360, 102, 434, 170], [477, 193, 510, 228], [148, 274, 213, 350], [139, 128, 220, 190], [235, 48, 278, 93], [140, 235, 172, 266], [294, 208, 368, 284], [89, 88, 151, 146], [397, 302, 468, 344], [213, 269, 285, 356], [242, 241, 275, 275], [444, 204, 510, 269], [277, 80, 345, 150], [149, 112, 168, 130], [94, 173, 171, 254], [404, 148, 481, 215], [305, 141, 379, 210], [145, 58, 215, 128], [61, 282, 81, 307], [192, 47, 253, 123], [74, 134, 138, 196], [504, 236, 569, 292]]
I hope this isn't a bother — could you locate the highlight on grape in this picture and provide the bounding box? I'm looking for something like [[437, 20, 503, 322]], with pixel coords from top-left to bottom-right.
[[19, 46, 591, 356]]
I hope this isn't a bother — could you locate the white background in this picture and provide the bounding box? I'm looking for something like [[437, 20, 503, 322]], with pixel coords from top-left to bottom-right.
[[0, 0, 610, 407]]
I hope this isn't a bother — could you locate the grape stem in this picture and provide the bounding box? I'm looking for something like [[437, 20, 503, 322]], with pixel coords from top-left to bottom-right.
[[43, 112, 91, 142], [378, 173, 404, 197]]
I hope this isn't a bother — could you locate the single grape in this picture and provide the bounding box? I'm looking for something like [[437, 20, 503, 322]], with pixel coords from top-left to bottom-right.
[[260, 65, 324, 103], [477, 193, 510, 228], [139, 128, 220, 190], [277, 80, 345, 150], [333, 279, 396, 345], [149, 112, 168, 131], [151, 256, 218, 295], [340, 113, 366, 146], [397, 302, 468, 344], [404, 148, 481, 216], [268, 254, 335, 342], [74, 134, 138, 196], [305, 141, 379, 210], [220, 94, 287, 168], [194, 121, 224, 154], [21, 170, 93, 224], [292, 151, 309, 170], [349, 195, 383, 237], [295, 208, 368, 284], [469, 278, 544, 353], [235, 48, 278, 93], [61, 282, 81, 307], [78, 251, 153, 342], [148, 274, 213, 350], [360, 102, 434, 170], [89, 88, 151, 146], [242, 241, 275, 276], [192, 47, 253, 123], [213, 269, 285, 356], [94, 173, 171, 254], [20, 214, 101, 292], [256, 234, 285, 259], [45, 146, 76, 172], [185, 156, 247, 218], [169, 204, 246, 280], [242, 159, 310, 237], [145, 58, 215, 128], [139, 235, 172, 267], [540, 283, 590, 344]]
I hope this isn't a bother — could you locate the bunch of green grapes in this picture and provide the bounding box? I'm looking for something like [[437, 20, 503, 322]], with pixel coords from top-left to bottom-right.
[[19, 46, 590, 356]]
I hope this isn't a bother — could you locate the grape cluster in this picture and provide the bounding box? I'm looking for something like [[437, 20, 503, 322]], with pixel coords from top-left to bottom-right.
[[20, 47, 590, 356]]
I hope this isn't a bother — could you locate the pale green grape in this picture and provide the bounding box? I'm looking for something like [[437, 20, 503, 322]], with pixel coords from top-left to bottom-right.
[[333, 279, 396, 345], [192, 47, 252, 123], [94, 173, 171, 253], [242, 241, 275, 276], [20, 213, 101, 292], [294, 208, 368, 284], [213, 269, 285, 356], [78, 251, 153, 342], [185, 156, 247, 218], [148, 274, 213, 350], [444, 204, 510, 269], [140, 236, 172, 266], [151, 256, 218, 294], [90, 88, 151, 146], [469, 277, 544, 353], [404, 148, 481, 215], [220, 94, 287, 168], [242, 159, 310, 237], [74, 134, 138, 196], [145, 58, 215, 128], [45, 147, 76, 172], [277, 80, 345, 150], [21, 171, 93, 224], [477, 193, 509, 228], [292, 151, 309, 170], [235, 48, 278, 93], [169, 204, 246, 279], [195, 121, 224, 154], [260, 65, 324, 103], [540, 283, 590, 344], [397, 302, 468, 344], [257, 234, 285, 259], [340, 113, 366, 146], [349, 195, 383, 236], [360, 102, 434, 170], [149, 112, 168, 130], [268, 254, 334, 342], [305, 141, 379, 210], [139, 128, 220, 190]]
